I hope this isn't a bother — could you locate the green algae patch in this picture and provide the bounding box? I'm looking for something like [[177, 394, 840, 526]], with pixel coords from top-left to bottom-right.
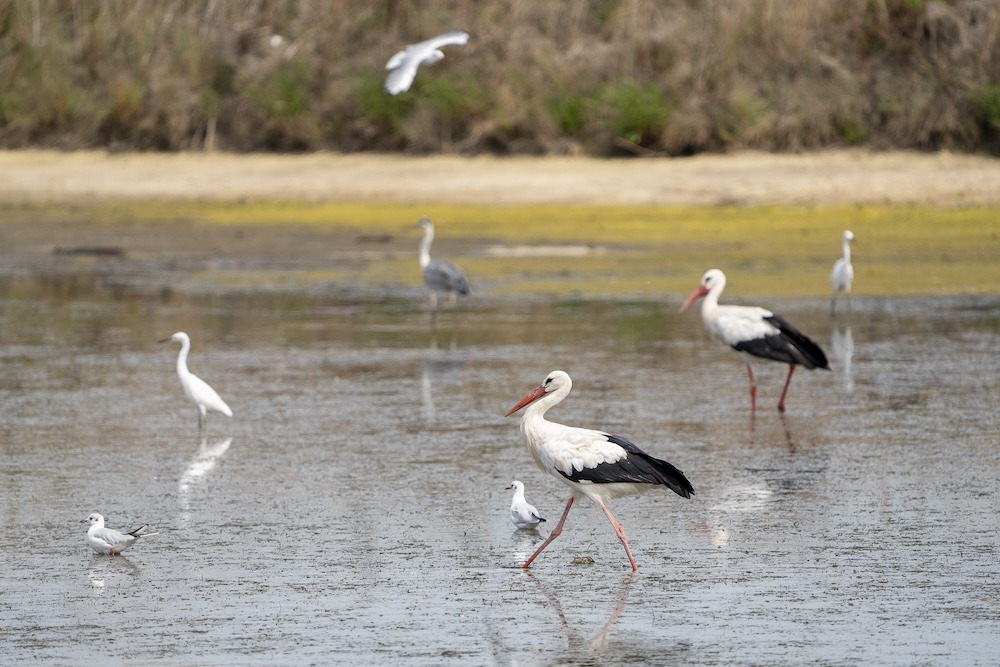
[[6, 200, 998, 297]]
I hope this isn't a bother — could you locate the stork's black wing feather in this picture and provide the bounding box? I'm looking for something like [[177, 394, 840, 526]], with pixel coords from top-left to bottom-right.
[[558, 434, 694, 499], [733, 314, 829, 369]]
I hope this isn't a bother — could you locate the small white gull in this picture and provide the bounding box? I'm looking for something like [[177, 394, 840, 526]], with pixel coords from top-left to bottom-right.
[[384, 30, 470, 95], [81, 513, 158, 556], [506, 480, 546, 529]]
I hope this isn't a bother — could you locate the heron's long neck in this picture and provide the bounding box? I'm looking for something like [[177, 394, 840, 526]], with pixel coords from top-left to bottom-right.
[[176, 338, 191, 378], [419, 228, 434, 269], [842, 237, 852, 263]]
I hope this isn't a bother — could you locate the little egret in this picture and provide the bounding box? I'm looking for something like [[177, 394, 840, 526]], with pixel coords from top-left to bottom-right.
[[831, 230, 856, 313], [81, 513, 158, 556], [506, 480, 546, 529], [505, 371, 694, 571], [159, 331, 233, 431], [680, 269, 829, 413], [384, 30, 470, 95]]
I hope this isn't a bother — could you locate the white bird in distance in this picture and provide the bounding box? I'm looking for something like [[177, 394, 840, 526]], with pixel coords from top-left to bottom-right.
[[384, 30, 470, 95]]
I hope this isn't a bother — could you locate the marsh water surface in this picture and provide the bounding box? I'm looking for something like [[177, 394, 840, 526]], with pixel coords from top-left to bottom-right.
[[1, 266, 998, 665]]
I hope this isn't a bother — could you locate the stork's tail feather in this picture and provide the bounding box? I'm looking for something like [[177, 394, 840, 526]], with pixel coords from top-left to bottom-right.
[[769, 314, 830, 370]]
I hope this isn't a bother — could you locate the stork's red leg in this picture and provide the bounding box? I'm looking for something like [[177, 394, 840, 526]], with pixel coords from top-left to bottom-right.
[[597, 502, 638, 571], [746, 363, 757, 413], [522, 496, 574, 569], [778, 364, 796, 413]]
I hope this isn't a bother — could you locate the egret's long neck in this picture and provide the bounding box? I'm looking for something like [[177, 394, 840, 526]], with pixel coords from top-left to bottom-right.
[[842, 237, 852, 263], [419, 227, 434, 269], [176, 338, 191, 378]]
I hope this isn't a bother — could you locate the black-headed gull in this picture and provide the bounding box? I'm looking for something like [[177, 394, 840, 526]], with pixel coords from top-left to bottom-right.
[[384, 30, 470, 95], [506, 480, 546, 529], [81, 513, 158, 556], [159, 331, 233, 431]]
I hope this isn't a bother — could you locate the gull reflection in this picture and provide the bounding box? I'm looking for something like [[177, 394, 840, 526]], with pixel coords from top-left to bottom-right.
[[88, 553, 140, 596], [831, 323, 854, 393], [178, 435, 232, 522]]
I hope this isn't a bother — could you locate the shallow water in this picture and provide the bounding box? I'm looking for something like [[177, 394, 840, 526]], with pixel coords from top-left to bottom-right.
[[1, 270, 998, 665]]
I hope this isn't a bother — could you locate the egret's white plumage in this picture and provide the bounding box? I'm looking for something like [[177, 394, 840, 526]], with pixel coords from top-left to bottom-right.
[[418, 217, 470, 310], [81, 513, 158, 556], [680, 269, 829, 413], [506, 371, 693, 570], [159, 331, 232, 430], [831, 230, 855, 312], [384, 30, 470, 95], [506, 480, 546, 529]]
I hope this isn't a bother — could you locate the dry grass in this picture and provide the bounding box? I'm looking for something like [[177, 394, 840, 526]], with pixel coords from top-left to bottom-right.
[[1, 1, 999, 155]]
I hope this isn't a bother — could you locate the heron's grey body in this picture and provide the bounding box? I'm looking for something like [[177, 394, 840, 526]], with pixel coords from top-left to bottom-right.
[[418, 218, 470, 309], [384, 30, 470, 95]]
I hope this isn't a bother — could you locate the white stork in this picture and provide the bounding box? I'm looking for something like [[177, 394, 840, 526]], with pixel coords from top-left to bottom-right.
[[680, 269, 829, 413], [384, 30, 470, 95], [505, 370, 694, 571], [831, 230, 856, 313]]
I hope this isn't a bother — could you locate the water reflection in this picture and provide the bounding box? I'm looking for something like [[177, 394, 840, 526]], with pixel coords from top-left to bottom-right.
[[526, 571, 635, 656], [87, 553, 140, 596], [831, 322, 854, 392], [420, 331, 465, 422], [509, 527, 548, 564], [178, 436, 233, 522]]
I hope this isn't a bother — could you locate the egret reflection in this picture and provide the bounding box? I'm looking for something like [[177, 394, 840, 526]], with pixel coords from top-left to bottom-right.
[[178, 435, 233, 522], [831, 323, 854, 393]]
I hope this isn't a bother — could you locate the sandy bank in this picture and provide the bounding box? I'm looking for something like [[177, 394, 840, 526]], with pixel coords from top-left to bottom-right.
[[1, 149, 998, 207]]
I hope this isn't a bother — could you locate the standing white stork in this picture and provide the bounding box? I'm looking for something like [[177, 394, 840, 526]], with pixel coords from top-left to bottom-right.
[[831, 230, 855, 313], [418, 217, 470, 311], [505, 371, 694, 571], [680, 269, 829, 413], [159, 332, 233, 431], [384, 30, 470, 95]]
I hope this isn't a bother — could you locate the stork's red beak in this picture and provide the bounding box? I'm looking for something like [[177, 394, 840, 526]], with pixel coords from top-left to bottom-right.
[[679, 284, 709, 312], [505, 385, 546, 417]]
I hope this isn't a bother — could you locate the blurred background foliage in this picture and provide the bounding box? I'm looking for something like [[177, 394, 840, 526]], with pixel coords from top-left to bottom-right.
[[0, 0, 998, 155]]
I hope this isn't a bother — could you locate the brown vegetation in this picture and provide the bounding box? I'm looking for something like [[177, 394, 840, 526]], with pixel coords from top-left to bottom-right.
[[0, 0, 998, 156]]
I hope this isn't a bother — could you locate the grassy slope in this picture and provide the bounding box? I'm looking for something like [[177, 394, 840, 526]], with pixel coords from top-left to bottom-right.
[[17, 200, 999, 298]]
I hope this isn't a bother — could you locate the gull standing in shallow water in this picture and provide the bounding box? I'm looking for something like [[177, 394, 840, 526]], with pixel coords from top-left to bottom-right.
[[81, 513, 158, 556], [831, 230, 856, 313], [506, 371, 694, 571], [680, 268, 829, 413], [159, 332, 233, 431], [384, 30, 470, 95], [418, 217, 470, 312], [506, 480, 547, 530]]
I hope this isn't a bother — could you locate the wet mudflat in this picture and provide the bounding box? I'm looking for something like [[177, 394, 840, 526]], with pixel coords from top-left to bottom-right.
[[1, 271, 998, 665]]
